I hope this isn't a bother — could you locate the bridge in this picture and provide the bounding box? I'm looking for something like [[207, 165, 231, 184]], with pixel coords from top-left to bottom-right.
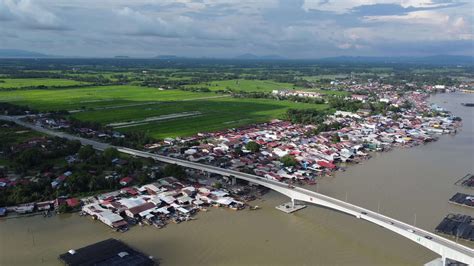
[[2, 115, 473, 265]]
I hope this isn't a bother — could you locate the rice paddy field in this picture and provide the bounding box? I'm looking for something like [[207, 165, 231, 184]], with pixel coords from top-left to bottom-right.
[[0, 78, 88, 88], [184, 79, 300, 92], [0, 84, 327, 138], [0, 85, 213, 111], [72, 97, 326, 138]]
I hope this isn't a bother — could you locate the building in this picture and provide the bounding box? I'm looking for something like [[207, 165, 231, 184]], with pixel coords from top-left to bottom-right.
[[272, 89, 321, 98]]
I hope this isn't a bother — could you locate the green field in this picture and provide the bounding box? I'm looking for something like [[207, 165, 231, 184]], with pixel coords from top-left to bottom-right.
[[185, 79, 299, 92], [0, 78, 88, 88], [0, 83, 328, 138], [0, 85, 214, 111], [73, 97, 326, 138]]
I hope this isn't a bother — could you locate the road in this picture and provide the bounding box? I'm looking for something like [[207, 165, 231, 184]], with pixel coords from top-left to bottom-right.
[[2, 115, 473, 265]]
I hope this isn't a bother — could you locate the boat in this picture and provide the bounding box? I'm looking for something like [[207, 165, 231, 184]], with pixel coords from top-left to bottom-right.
[[249, 205, 261, 210], [461, 103, 474, 107]]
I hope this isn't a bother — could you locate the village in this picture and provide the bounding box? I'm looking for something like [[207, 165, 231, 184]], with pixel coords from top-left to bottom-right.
[[0, 81, 464, 234], [144, 89, 461, 184]]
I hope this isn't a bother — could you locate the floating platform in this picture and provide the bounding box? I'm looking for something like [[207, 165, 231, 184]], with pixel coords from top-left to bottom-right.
[[448, 192, 474, 209], [275, 202, 306, 213]]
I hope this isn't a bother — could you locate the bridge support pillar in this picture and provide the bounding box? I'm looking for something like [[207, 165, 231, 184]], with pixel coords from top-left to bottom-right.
[[441, 256, 446, 266], [231, 177, 236, 185], [275, 199, 306, 214]]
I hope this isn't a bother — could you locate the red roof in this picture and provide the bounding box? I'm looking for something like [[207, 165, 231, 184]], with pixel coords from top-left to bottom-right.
[[66, 198, 80, 207], [120, 177, 133, 184], [317, 161, 336, 169], [122, 187, 139, 195]]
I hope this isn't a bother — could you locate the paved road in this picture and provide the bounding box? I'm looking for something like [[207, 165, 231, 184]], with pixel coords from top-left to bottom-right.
[[2, 115, 473, 265]]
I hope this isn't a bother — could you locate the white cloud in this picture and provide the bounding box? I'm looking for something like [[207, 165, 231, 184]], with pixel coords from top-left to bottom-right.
[[302, 0, 459, 13], [1, 0, 65, 30], [364, 10, 450, 24]]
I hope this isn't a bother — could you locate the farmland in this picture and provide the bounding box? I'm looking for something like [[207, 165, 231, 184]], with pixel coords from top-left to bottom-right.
[[0, 82, 327, 138], [72, 97, 326, 138], [184, 79, 300, 92], [0, 85, 213, 111], [0, 78, 88, 88], [3, 58, 466, 140]]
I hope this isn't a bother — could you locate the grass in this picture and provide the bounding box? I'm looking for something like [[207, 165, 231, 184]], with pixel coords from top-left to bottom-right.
[[0, 82, 328, 138], [0, 85, 214, 111], [0, 78, 88, 88], [73, 97, 327, 138], [0, 123, 44, 144], [185, 79, 300, 92]]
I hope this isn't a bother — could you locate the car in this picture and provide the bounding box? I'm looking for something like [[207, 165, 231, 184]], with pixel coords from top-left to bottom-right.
[[389, 222, 394, 225], [407, 229, 415, 233], [361, 212, 368, 215], [424, 236, 433, 240]]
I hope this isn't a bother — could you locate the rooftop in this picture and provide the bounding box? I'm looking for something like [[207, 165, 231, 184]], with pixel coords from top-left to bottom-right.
[[58, 238, 155, 266]]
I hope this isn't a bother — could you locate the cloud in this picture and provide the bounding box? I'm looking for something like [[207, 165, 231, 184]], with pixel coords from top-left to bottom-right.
[[0, 0, 67, 30], [303, 0, 464, 13], [0, 0, 472, 57]]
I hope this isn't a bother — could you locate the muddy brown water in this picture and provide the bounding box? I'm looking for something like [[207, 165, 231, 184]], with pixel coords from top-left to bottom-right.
[[1, 92, 473, 266]]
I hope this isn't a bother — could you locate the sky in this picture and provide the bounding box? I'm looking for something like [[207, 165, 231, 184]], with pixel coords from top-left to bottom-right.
[[0, 0, 472, 58]]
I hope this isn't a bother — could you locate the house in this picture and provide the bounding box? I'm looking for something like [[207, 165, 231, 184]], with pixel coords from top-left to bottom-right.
[[66, 198, 81, 208], [82, 204, 127, 229], [119, 177, 133, 186], [36, 201, 52, 211], [352, 94, 368, 101], [121, 187, 139, 196], [125, 202, 156, 218]]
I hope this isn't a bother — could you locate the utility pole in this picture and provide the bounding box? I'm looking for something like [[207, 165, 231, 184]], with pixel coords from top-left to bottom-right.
[[414, 213, 417, 227]]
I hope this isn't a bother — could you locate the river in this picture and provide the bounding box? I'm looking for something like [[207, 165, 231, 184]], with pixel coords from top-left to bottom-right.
[[0, 92, 473, 265]]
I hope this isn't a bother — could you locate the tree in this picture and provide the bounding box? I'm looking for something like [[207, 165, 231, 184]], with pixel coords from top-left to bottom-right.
[[163, 164, 186, 180], [213, 182, 223, 189], [245, 141, 261, 153], [78, 145, 95, 160], [331, 134, 341, 143], [14, 148, 43, 170], [281, 155, 298, 167], [103, 147, 120, 162]]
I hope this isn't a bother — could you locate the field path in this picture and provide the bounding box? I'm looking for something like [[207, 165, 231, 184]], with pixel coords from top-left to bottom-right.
[[109, 111, 202, 128], [69, 94, 230, 113]]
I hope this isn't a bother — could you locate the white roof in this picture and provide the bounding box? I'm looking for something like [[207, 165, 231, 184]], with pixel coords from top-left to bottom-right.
[[101, 211, 123, 223], [118, 197, 146, 209], [159, 195, 176, 204], [193, 199, 204, 205], [156, 207, 170, 214], [177, 195, 193, 203], [211, 190, 228, 197], [216, 197, 234, 205]]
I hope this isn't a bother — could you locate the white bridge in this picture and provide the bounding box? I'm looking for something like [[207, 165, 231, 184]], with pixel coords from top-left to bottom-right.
[[3, 115, 473, 265]]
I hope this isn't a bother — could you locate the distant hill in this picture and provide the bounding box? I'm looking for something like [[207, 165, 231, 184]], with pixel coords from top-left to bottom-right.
[[155, 55, 179, 59], [318, 55, 474, 65], [0, 49, 50, 58], [234, 53, 286, 60]]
